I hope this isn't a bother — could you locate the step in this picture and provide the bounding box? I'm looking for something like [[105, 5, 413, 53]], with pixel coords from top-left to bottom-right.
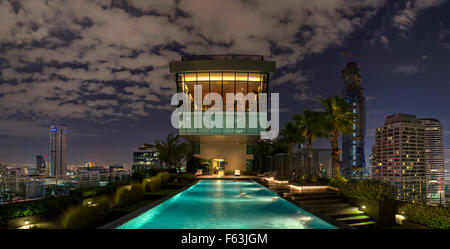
[[313, 202, 353, 210], [323, 208, 365, 218], [335, 215, 373, 224], [348, 220, 376, 228], [292, 194, 341, 201], [297, 198, 347, 205], [291, 191, 337, 197]]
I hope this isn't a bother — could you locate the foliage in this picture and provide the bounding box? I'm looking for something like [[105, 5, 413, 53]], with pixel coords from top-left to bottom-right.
[[132, 168, 168, 182], [319, 95, 354, 177], [143, 176, 161, 193], [0, 194, 82, 225], [155, 133, 188, 171], [279, 122, 304, 153], [186, 157, 211, 174], [62, 198, 110, 229], [178, 173, 197, 183], [328, 177, 349, 188], [332, 179, 398, 201], [156, 172, 171, 185], [399, 203, 450, 229], [293, 110, 328, 178], [71, 184, 117, 199], [114, 183, 144, 207]]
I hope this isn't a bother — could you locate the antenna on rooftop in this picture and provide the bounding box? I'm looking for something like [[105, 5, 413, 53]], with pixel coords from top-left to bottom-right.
[[340, 51, 363, 62]]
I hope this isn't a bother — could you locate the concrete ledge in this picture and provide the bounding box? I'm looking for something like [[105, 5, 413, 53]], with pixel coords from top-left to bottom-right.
[[98, 181, 199, 229]]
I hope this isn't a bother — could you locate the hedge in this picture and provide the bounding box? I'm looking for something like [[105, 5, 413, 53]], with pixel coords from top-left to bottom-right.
[[114, 183, 144, 207], [156, 172, 171, 185], [0, 195, 82, 223], [143, 176, 161, 193], [62, 197, 111, 229], [178, 173, 197, 183], [329, 178, 398, 201], [399, 203, 450, 229]]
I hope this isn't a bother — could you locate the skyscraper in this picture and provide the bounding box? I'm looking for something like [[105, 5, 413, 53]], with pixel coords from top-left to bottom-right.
[[444, 148, 450, 204], [50, 125, 67, 177], [36, 154, 46, 175], [341, 61, 366, 179], [420, 119, 445, 205], [373, 113, 426, 202]]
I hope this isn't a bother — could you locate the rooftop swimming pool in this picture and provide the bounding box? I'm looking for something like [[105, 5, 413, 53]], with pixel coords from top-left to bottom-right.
[[116, 180, 336, 229]]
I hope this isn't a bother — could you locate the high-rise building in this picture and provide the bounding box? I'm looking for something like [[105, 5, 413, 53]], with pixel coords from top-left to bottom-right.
[[132, 143, 163, 173], [341, 61, 366, 180], [444, 148, 450, 205], [50, 125, 67, 177], [36, 154, 46, 175], [169, 54, 276, 172], [420, 118, 445, 204], [373, 113, 426, 202]]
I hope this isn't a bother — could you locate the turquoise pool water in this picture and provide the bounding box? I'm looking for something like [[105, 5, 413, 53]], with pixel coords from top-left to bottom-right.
[[116, 180, 336, 229]]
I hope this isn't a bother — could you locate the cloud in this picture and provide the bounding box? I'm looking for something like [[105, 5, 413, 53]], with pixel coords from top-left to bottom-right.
[[0, 0, 414, 135], [392, 0, 447, 31], [393, 64, 420, 74]]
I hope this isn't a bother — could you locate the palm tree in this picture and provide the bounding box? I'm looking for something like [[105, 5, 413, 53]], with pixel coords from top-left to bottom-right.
[[154, 133, 188, 174], [280, 121, 305, 181], [293, 111, 328, 180], [319, 95, 354, 178], [279, 122, 304, 153]]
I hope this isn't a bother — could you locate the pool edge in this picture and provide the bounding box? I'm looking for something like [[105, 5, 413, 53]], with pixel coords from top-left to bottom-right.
[[98, 180, 200, 229]]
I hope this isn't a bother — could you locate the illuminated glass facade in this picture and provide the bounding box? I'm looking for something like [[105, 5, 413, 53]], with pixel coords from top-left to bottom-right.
[[176, 72, 268, 135], [341, 61, 366, 180], [169, 55, 276, 172]]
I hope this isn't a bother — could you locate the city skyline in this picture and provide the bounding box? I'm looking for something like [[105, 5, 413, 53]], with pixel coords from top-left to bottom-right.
[[2, 1, 450, 165]]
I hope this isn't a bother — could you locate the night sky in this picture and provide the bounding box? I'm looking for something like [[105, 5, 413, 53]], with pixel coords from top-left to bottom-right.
[[1, 0, 450, 166]]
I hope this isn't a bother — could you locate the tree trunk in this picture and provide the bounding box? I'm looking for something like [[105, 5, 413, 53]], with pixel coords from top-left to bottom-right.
[[331, 137, 340, 178], [306, 141, 312, 181]]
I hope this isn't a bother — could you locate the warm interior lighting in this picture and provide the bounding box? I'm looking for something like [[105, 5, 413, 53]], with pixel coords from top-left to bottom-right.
[[361, 205, 366, 209], [24, 220, 30, 225]]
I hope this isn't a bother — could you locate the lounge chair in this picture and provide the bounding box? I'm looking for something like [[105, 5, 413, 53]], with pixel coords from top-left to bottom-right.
[[195, 169, 202, 176], [234, 170, 240, 176]]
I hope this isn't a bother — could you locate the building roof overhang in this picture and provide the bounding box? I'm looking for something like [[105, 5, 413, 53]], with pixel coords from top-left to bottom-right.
[[169, 59, 276, 80]]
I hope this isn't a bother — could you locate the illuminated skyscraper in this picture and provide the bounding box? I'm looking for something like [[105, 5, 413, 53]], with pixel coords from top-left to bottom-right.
[[373, 113, 426, 202], [50, 125, 67, 177], [341, 61, 366, 179], [420, 119, 445, 205]]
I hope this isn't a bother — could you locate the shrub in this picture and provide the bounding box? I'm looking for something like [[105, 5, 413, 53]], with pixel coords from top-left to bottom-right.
[[156, 172, 171, 185], [0, 195, 82, 223], [333, 179, 398, 201], [114, 183, 144, 207], [169, 173, 178, 182], [399, 203, 450, 229], [71, 184, 117, 199], [143, 176, 161, 193], [62, 199, 110, 229], [178, 173, 197, 183], [328, 177, 348, 188]]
